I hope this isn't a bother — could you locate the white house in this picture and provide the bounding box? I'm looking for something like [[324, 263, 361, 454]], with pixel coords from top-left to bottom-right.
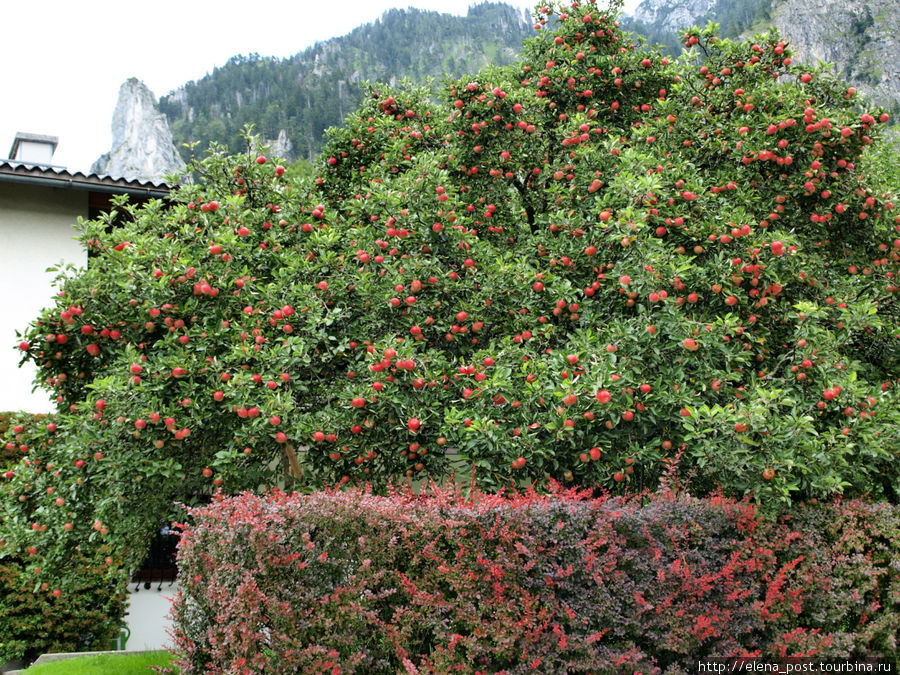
[[0, 132, 170, 414]]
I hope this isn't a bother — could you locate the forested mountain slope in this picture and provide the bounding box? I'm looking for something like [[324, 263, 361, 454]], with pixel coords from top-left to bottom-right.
[[160, 0, 898, 162], [159, 3, 531, 161]]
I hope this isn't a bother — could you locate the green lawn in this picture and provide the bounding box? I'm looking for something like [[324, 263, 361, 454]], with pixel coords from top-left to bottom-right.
[[21, 651, 173, 674]]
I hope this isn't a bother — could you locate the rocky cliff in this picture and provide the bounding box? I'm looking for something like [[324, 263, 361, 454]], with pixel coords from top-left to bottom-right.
[[632, 0, 715, 33], [91, 78, 185, 182], [772, 0, 900, 109], [626, 0, 899, 111]]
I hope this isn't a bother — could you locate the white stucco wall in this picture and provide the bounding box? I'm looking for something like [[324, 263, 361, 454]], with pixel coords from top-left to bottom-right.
[[0, 182, 87, 413], [125, 582, 178, 651]]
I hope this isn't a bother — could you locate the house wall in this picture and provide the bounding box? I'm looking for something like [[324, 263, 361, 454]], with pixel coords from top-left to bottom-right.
[[0, 182, 87, 413], [125, 582, 178, 650]]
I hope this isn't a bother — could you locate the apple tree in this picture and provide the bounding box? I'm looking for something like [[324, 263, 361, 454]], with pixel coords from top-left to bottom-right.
[[3, 0, 899, 590]]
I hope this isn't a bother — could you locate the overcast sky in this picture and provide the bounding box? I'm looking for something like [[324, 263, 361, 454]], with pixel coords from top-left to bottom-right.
[[2, 0, 641, 173]]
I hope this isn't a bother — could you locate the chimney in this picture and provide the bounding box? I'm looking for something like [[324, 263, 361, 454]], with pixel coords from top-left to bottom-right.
[[8, 132, 59, 166]]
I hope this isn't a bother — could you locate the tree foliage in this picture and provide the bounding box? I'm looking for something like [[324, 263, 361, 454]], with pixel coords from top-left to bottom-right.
[[3, 0, 899, 588]]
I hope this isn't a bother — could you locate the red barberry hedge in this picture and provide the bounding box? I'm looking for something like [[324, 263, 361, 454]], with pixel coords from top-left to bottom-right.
[[170, 486, 899, 673]]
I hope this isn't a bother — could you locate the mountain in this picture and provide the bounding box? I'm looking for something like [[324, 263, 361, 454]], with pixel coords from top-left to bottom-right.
[[91, 78, 185, 182], [622, 0, 900, 112], [771, 0, 900, 110], [159, 2, 532, 162], [159, 0, 898, 163]]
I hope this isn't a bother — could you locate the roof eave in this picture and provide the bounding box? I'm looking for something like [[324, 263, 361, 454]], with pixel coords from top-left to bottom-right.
[[0, 163, 173, 199]]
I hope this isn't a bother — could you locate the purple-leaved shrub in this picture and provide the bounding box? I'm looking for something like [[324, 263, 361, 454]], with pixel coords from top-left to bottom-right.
[[170, 485, 898, 674]]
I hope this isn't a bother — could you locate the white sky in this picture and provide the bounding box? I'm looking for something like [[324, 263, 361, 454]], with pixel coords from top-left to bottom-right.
[[1, 0, 641, 173]]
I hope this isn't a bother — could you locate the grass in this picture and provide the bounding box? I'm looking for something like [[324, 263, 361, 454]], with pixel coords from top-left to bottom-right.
[[21, 650, 174, 674]]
